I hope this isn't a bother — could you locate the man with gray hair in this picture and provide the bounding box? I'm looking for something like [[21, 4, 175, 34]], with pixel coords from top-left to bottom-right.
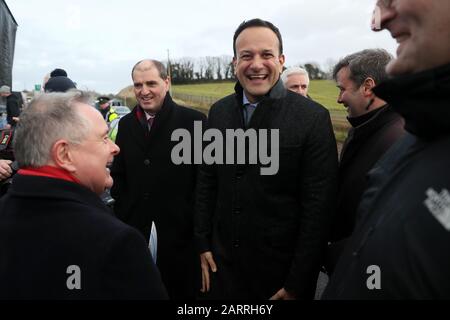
[[325, 49, 405, 273], [0, 91, 167, 299], [281, 66, 310, 97]]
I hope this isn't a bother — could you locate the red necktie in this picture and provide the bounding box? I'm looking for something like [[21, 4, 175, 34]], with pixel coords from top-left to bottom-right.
[[147, 116, 155, 131]]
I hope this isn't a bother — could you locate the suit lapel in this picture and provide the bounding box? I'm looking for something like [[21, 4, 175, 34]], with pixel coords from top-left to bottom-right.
[[129, 109, 148, 151], [145, 95, 174, 147], [128, 94, 175, 152]]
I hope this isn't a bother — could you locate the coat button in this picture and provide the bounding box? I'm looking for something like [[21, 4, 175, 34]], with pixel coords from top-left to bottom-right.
[[143, 193, 151, 200], [233, 240, 240, 248], [144, 159, 151, 166], [233, 208, 242, 215]]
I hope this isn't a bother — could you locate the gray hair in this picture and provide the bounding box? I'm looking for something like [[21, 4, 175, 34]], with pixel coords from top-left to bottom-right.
[[14, 90, 92, 167], [332, 49, 393, 87], [281, 66, 310, 84], [0, 85, 11, 94], [131, 59, 168, 80]]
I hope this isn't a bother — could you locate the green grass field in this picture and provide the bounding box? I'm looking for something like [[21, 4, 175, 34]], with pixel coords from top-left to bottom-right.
[[308, 80, 342, 111], [172, 82, 235, 99], [171, 80, 349, 143], [172, 80, 343, 111]]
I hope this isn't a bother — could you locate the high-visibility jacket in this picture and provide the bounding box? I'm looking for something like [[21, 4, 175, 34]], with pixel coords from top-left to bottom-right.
[[106, 108, 119, 123], [108, 118, 120, 142]]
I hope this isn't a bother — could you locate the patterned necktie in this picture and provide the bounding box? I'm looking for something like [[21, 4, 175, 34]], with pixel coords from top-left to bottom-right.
[[147, 115, 155, 131]]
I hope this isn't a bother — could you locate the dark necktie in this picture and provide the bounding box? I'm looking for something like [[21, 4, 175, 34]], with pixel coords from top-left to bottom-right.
[[244, 104, 256, 126], [147, 116, 155, 131]]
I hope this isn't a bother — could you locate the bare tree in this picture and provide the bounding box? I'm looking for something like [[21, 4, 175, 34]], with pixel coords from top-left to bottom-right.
[[230, 60, 236, 80], [159, 55, 238, 83], [304, 62, 326, 80], [195, 57, 206, 80], [180, 57, 195, 82], [221, 55, 233, 80], [324, 58, 338, 79], [205, 56, 216, 80], [215, 57, 222, 80]]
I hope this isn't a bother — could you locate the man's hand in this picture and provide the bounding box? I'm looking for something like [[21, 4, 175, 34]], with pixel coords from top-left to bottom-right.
[[200, 251, 217, 293], [12, 117, 20, 123], [0, 159, 13, 181], [270, 288, 296, 300]]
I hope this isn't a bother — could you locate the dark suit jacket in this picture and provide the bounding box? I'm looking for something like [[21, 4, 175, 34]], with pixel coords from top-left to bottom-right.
[[195, 80, 338, 299], [331, 105, 405, 242], [0, 174, 167, 300], [6, 94, 20, 126], [111, 94, 207, 300], [325, 105, 405, 274]]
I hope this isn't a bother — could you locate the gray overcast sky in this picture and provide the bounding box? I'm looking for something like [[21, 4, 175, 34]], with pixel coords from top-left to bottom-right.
[[8, 0, 397, 94]]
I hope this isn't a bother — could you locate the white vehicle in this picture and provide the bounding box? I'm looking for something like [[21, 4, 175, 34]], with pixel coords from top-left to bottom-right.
[[114, 106, 131, 117]]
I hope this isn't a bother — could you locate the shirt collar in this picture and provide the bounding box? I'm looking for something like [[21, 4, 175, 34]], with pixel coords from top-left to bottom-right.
[[144, 111, 156, 121], [18, 166, 81, 185], [243, 93, 259, 108]]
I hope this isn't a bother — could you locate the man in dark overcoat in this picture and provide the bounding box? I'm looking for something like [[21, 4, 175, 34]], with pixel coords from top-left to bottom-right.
[[0, 91, 167, 299], [111, 59, 207, 300], [326, 49, 405, 272], [195, 19, 338, 300]]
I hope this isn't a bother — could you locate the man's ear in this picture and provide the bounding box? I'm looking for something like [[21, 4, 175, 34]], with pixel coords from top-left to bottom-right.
[[232, 57, 237, 75], [164, 76, 171, 92], [51, 140, 76, 173], [278, 54, 286, 72], [362, 77, 376, 97]]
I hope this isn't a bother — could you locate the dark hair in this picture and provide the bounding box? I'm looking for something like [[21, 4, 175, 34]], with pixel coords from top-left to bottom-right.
[[131, 59, 168, 80], [50, 68, 68, 78], [333, 49, 393, 87], [44, 76, 76, 93], [233, 18, 283, 57]]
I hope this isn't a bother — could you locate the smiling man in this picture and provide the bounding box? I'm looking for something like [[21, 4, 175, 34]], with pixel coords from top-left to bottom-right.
[[195, 19, 338, 300], [323, 0, 450, 299], [0, 91, 167, 299], [111, 59, 206, 300], [326, 49, 405, 267]]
